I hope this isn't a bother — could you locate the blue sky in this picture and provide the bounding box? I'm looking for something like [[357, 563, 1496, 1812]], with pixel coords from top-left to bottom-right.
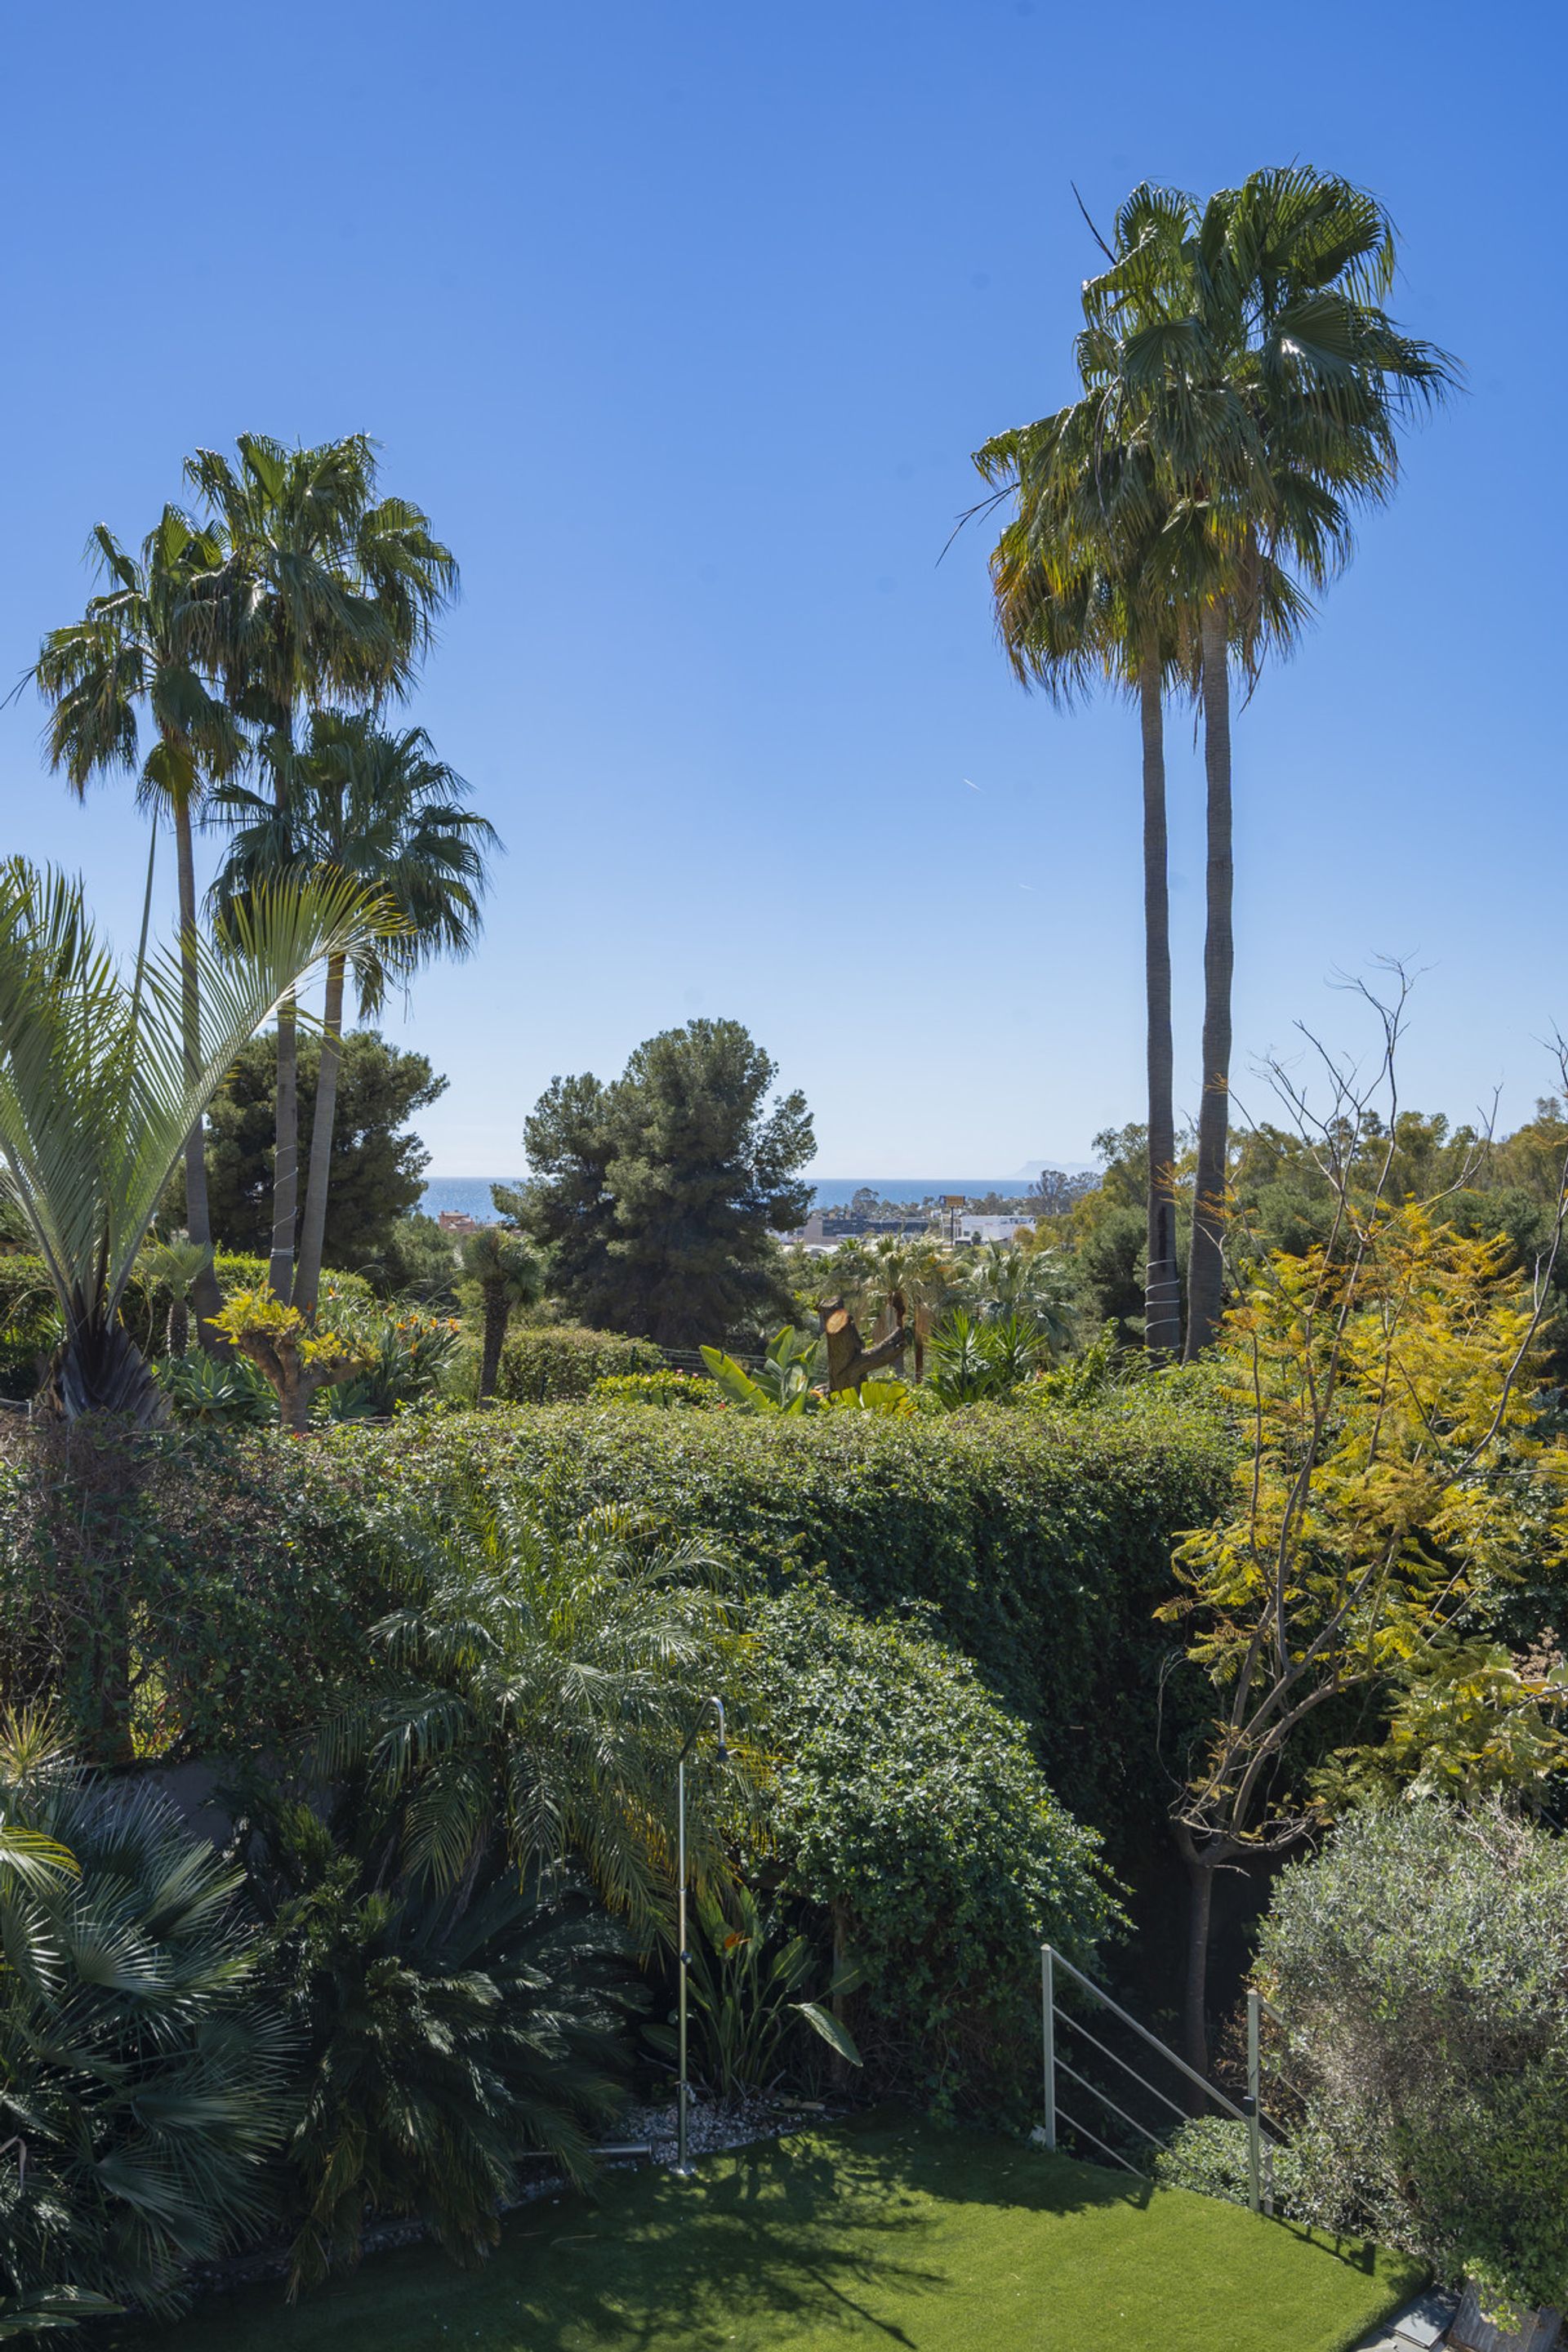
[[0, 1, 1557, 1178]]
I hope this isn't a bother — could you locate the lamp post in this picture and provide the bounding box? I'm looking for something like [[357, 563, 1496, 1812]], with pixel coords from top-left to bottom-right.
[[674, 1694, 728, 2178]]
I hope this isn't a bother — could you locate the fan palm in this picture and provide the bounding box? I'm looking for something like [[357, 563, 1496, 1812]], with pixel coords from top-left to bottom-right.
[[0, 862, 383, 1424], [1075, 169, 1457, 1354], [461, 1225, 544, 1401], [973, 413, 1192, 1354], [251, 1796, 632, 2292], [0, 1714, 290, 2328], [322, 1492, 747, 1933], [955, 1239, 1076, 1356], [838, 1232, 951, 1382], [214, 711, 497, 1314], [34, 508, 242, 1345], [184, 434, 458, 1303]]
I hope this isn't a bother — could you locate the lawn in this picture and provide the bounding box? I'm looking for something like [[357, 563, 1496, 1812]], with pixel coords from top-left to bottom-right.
[[113, 2113, 1424, 2352]]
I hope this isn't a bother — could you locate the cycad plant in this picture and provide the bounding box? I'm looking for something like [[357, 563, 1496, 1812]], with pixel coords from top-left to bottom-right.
[[0, 1714, 290, 2331], [247, 1794, 633, 2293], [323, 1494, 747, 1931], [0, 862, 381, 1423], [925, 1311, 1044, 1406]]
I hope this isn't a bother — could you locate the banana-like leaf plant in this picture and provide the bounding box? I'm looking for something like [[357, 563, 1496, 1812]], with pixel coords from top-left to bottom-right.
[[0, 862, 385, 1423]]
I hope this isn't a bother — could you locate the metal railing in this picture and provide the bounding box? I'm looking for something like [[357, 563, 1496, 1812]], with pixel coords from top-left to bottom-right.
[[1040, 1944, 1286, 2215]]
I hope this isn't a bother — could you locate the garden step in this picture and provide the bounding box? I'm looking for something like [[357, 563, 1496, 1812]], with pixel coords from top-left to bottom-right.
[[1354, 2290, 1459, 2350]]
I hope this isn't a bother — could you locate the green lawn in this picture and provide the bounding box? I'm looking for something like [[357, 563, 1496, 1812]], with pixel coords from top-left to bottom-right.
[[113, 2113, 1423, 2352]]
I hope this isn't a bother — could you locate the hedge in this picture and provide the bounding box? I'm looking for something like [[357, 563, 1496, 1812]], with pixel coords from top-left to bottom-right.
[[310, 1392, 1233, 1837], [0, 1392, 1232, 1836], [494, 1324, 666, 1402]]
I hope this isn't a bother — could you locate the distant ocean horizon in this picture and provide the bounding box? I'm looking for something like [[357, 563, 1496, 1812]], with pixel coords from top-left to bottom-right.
[[420, 1174, 1076, 1223]]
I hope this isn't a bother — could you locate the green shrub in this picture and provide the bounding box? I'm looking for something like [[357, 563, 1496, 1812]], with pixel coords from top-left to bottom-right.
[[0, 1427, 385, 1762], [591, 1369, 720, 1409], [742, 1585, 1122, 2115], [494, 1324, 665, 1401], [1259, 1802, 1568, 2313], [0, 1254, 59, 1399], [0, 1390, 1231, 1834], [1153, 2116, 1307, 2211]]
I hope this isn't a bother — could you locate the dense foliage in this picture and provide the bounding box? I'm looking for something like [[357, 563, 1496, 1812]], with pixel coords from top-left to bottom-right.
[[179, 1027, 444, 1272], [247, 1796, 631, 2292], [745, 1587, 1122, 2113], [1258, 1804, 1568, 2314], [494, 1325, 665, 1402], [518, 1018, 813, 1347], [0, 1722, 289, 2328]]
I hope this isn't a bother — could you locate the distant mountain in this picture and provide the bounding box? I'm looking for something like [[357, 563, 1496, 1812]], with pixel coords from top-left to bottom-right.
[[1007, 1156, 1098, 1182]]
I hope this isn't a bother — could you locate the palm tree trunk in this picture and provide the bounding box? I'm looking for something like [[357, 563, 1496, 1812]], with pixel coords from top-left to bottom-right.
[[173, 797, 225, 1347], [1139, 659, 1181, 1356], [1184, 600, 1234, 1360], [269, 998, 300, 1304], [268, 712, 299, 1306], [294, 951, 345, 1319], [479, 1281, 507, 1401]]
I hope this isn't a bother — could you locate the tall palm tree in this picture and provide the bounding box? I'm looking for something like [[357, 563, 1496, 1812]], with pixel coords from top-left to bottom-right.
[[184, 434, 458, 1303], [34, 509, 242, 1343], [0, 862, 381, 1424], [213, 711, 496, 1314], [1076, 170, 1457, 1356], [973, 415, 1191, 1353]]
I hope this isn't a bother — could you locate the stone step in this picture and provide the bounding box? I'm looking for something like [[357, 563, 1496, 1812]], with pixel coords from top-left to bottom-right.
[[1356, 2292, 1459, 2352]]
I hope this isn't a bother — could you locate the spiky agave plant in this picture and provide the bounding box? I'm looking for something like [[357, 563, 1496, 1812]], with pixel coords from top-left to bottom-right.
[[0, 1713, 291, 2328], [0, 862, 385, 1423]]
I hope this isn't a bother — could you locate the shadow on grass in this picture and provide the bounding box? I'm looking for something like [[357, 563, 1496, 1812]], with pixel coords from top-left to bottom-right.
[[114, 2109, 1406, 2352]]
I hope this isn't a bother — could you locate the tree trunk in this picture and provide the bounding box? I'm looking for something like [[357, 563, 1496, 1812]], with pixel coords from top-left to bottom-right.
[[479, 1281, 507, 1401], [817, 1298, 908, 1390], [173, 795, 225, 1348], [1139, 659, 1181, 1356], [1175, 1830, 1218, 2091], [294, 952, 345, 1319], [1184, 599, 1234, 1360], [267, 710, 299, 1307], [270, 995, 299, 1305]]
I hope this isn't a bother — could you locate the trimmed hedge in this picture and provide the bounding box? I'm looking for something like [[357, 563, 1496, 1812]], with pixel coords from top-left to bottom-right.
[[0, 1393, 1231, 1835], [310, 1392, 1232, 1835], [494, 1325, 665, 1402]]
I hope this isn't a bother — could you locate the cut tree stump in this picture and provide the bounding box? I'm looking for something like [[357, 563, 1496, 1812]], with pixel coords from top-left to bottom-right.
[[817, 1295, 908, 1391]]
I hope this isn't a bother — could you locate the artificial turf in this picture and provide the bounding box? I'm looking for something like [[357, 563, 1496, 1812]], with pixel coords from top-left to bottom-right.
[[112, 2112, 1424, 2352]]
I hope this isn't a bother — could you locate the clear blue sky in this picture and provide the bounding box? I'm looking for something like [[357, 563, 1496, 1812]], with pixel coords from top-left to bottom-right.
[[0, 0, 1557, 1178]]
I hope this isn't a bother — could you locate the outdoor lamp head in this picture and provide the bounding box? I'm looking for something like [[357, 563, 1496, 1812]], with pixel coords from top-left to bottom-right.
[[710, 1696, 729, 1762]]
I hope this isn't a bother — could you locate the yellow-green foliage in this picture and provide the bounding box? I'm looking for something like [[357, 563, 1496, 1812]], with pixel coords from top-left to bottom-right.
[[1166, 1204, 1568, 1823]]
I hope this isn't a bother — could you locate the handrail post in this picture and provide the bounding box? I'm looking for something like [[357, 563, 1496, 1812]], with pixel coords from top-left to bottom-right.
[[1041, 1945, 1057, 2152], [1245, 1989, 1261, 2216]]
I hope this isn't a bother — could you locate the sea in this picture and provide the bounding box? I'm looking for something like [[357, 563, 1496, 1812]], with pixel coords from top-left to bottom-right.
[[421, 1175, 1043, 1223]]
